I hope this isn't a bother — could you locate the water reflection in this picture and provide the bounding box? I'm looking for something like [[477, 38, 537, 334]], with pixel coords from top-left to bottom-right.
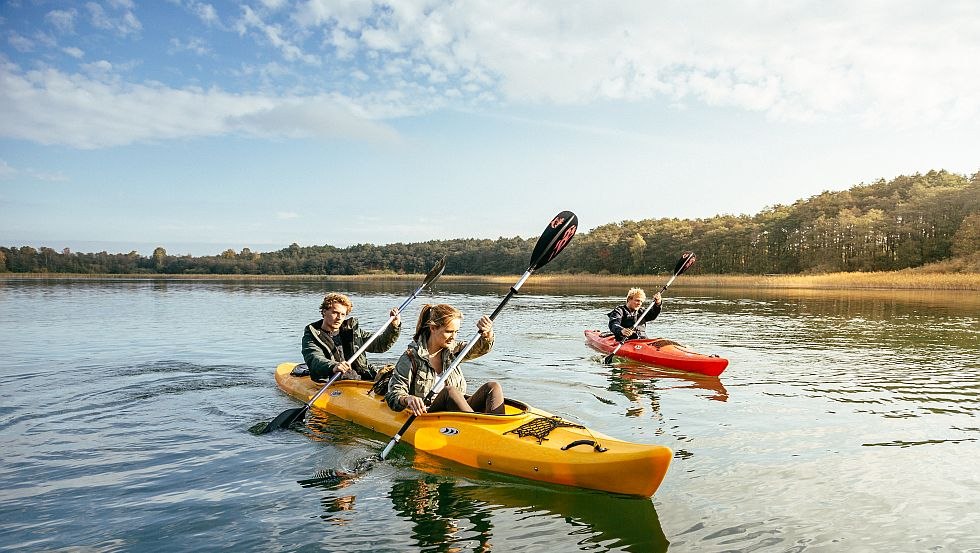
[[609, 360, 729, 404], [292, 436, 671, 552], [381, 473, 667, 552]]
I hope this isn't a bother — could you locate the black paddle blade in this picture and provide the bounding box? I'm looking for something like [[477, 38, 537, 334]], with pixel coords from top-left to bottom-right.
[[674, 251, 696, 275], [257, 406, 307, 434], [422, 257, 447, 288], [602, 351, 619, 364], [529, 210, 578, 271]]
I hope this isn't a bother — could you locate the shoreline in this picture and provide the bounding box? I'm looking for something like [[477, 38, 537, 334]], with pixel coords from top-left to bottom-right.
[[2, 271, 978, 290]]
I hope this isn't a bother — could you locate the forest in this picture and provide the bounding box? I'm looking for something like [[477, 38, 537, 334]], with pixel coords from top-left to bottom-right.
[[3, 170, 978, 276]]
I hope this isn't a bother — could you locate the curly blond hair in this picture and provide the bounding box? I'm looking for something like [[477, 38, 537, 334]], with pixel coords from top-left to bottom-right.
[[626, 288, 646, 302], [319, 292, 353, 312]]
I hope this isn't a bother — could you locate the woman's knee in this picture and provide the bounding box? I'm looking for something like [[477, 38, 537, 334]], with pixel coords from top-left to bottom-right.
[[446, 386, 473, 412]]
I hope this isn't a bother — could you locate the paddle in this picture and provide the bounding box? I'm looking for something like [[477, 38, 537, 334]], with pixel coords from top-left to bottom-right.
[[603, 251, 696, 364], [258, 257, 447, 434], [379, 210, 579, 460]]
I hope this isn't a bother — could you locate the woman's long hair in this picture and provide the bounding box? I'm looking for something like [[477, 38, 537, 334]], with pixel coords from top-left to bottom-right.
[[413, 304, 462, 342]]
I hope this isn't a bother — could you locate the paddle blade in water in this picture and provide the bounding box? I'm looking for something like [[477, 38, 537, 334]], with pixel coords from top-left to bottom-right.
[[257, 406, 307, 434], [529, 211, 578, 271]]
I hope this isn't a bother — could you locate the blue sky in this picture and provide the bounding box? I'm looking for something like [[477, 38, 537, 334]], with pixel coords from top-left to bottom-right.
[[2, 0, 978, 256]]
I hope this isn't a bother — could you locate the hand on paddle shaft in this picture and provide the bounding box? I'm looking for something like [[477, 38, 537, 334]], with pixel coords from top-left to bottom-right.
[[619, 293, 661, 339], [379, 211, 579, 460], [604, 251, 696, 364], [258, 257, 447, 434]]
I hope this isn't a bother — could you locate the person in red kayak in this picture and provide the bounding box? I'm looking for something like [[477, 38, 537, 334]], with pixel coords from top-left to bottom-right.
[[608, 288, 662, 341], [301, 292, 401, 382], [385, 303, 504, 416]]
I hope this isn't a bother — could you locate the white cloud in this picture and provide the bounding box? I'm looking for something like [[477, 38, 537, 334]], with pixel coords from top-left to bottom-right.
[[293, 0, 375, 30], [7, 32, 35, 52], [169, 37, 211, 56], [45, 9, 78, 33], [81, 59, 114, 75], [236, 5, 319, 64], [0, 61, 399, 149], [63, 46, 85, 59], [260, 0, 288, 11], [192, 2, 219, 26], [86, 1, 142, 36], [277, 0, 980, 129], [276, 211, 300, 220], [4, 0, 979, 150]]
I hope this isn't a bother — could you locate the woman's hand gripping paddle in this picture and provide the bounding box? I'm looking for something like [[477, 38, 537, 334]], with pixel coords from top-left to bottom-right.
[[603, 251, 696, 364], [379, 211, 578, 460], [258, 257, 446, 434]]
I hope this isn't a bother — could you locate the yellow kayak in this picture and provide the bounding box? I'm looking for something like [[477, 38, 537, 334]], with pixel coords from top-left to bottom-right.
[[275, 362, 672, 497]]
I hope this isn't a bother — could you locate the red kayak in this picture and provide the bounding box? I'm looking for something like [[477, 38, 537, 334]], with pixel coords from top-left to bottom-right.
[[584, 330, 729, 377]]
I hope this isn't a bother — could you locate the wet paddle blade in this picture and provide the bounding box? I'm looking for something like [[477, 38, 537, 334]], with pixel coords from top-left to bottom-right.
[[421, 257, 447, 288], [674, 251, 696, 275], [257, 406, 307, 434]]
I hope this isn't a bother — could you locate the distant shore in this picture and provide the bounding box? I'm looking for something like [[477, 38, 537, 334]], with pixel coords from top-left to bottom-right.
[[3, 271, 978, 290]]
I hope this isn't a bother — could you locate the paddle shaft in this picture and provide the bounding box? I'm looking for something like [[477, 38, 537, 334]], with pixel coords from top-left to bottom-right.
[[380, 272, 530, 459]]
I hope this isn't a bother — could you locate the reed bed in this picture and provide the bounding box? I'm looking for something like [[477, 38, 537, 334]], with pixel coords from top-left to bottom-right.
[[3, 271, 978, 290]]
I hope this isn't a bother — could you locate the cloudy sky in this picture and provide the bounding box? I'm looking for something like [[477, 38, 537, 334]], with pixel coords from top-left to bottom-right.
[[2, 0, 978, 255]]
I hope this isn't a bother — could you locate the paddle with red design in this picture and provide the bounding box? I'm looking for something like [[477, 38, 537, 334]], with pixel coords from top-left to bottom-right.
[[603, 251, 696, 364], [379, 211, 578, 460]]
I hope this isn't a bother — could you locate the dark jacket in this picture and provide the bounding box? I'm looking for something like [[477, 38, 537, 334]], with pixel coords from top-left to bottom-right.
[[302, 317, 400, 382], [607, 302, 661, 341]]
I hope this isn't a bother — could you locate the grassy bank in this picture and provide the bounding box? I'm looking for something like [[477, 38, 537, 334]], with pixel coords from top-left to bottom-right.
[[3, 270, 979, 290]]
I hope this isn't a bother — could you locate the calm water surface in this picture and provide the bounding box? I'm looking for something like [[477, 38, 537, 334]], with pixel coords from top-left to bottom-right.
[[1, 278, 978, 552]]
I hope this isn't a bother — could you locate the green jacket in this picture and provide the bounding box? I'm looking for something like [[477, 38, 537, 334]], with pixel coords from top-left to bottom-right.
[[302, 317, 400, 381], [385, 334, 493, 411]]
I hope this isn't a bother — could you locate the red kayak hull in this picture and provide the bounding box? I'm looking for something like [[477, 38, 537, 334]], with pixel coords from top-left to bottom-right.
[[584, 330, 729, 377]]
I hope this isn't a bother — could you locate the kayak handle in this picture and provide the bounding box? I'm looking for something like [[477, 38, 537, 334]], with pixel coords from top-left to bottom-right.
[[561, 439, 608, 452]]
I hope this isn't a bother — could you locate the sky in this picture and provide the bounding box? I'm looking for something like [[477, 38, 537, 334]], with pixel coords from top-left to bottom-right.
[[1, 0, 978, 256]]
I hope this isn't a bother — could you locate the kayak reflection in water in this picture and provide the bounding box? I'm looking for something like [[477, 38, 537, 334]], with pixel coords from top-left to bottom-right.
[[385, 303, 504, 416], [608, 287, 662, 341]]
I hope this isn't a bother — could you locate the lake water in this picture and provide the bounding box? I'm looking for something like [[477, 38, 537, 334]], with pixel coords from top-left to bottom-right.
[[1, 278, 978, 552]]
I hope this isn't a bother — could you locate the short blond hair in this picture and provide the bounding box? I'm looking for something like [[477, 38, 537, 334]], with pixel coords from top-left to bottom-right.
[[320, 292, 353, 312], [626, 288, 646, 301]]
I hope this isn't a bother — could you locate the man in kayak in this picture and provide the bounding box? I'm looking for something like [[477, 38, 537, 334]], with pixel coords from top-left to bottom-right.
[[301, 292, 401, 382], [608, 288, 662, 341], [385, 303, 504, 415]]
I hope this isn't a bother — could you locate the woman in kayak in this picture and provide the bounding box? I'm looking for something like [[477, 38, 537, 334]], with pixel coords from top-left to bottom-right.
[[608, 288, 662, 341], [385, 303, 504, 416], [301, 292, 401, 382]]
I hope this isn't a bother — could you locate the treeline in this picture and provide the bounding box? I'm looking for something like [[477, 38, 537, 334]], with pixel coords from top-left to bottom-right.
[[3, 170, 978, 276]]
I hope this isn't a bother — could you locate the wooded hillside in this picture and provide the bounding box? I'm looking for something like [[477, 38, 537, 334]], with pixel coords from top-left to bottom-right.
[[3, 170, 978, 275]]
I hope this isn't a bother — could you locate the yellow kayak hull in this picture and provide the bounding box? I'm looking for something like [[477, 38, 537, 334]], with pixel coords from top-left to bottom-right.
[[275, 362, 672, 497]]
